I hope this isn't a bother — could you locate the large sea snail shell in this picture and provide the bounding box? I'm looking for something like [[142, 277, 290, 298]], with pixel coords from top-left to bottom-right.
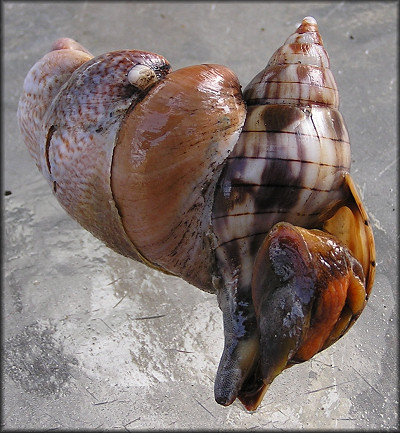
[[17, 17, 375, 411]]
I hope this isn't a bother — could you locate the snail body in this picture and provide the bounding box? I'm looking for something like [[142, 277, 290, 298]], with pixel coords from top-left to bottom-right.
[[17, 18, 375, 411]]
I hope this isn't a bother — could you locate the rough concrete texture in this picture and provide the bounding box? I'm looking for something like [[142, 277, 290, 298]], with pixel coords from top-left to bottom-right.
[[3, 1, 398, 430]]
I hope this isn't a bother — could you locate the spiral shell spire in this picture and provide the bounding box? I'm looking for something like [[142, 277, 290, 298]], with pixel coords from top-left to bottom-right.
[[211, 16, 374, 409], [244, 16, 339, 108]]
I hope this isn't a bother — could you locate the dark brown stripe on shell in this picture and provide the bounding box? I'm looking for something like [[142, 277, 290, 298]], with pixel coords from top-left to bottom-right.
[[227, 155, 349, 169]]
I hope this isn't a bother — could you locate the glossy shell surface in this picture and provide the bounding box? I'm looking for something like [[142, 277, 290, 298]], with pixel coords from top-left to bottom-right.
[[16, 17, 375, 412], [111, 64, 246, 290], [211, 16, 375, 409]]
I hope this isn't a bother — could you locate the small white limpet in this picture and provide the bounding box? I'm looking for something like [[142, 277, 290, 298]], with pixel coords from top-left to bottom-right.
[[127, 64, 158, 90]]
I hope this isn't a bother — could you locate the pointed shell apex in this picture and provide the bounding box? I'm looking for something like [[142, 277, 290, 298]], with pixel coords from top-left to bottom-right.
[[297, 16, 319, 33], [302, 16, 317, 25]]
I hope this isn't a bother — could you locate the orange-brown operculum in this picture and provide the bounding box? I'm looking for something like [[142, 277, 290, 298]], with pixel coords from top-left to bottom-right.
[[251, 222, 366, 387]]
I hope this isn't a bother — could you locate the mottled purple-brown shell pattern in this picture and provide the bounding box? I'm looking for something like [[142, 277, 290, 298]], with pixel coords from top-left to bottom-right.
[[17, 17, 375, 411]]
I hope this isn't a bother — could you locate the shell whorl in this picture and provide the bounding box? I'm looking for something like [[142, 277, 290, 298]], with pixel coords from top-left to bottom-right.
[[212, 17, 350, 286], [18, 43, 172, 261], [17, 41, 246, 290], [111, 64, 246, 291], [244, 17, 339, 108], [17, 39, 93, 169]]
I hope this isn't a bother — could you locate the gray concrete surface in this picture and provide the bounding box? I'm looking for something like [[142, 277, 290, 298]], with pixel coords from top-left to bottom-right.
[[3, 1, 398, 430]]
